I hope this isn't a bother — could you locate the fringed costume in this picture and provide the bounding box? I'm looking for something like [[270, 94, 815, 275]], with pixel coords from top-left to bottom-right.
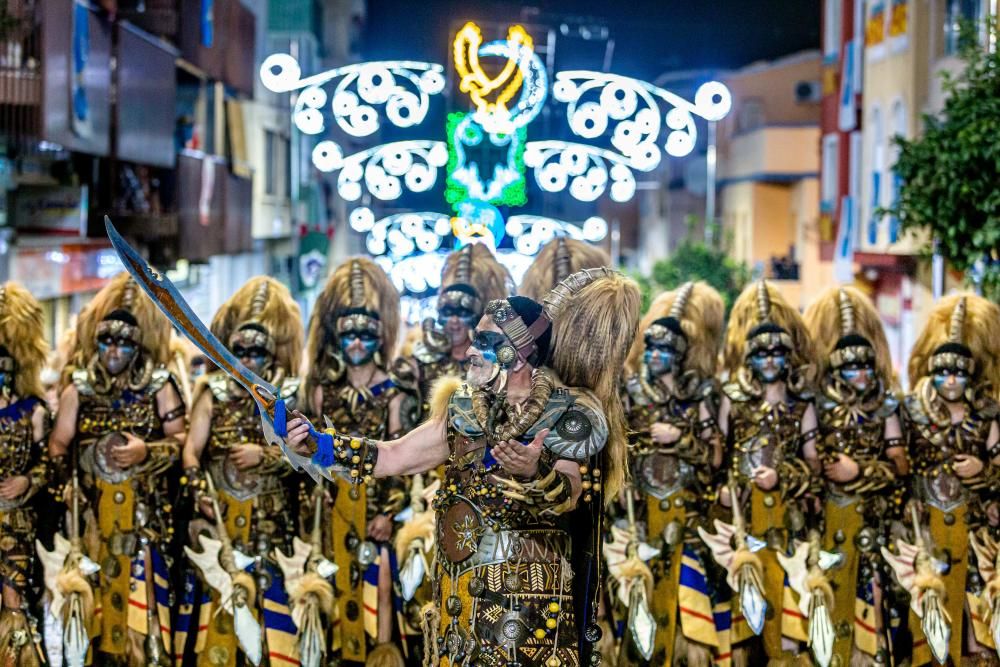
[[0, 282, 51, 667], [300, 258, 407, 666], [803, 286, 905, 666], [50, 273, 187, 666], [614, 281, 725, 666], [180, 277, 303, 667]]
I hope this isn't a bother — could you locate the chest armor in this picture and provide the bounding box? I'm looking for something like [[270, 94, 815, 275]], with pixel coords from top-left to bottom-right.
[[206, 373, 298, 500], [727, 388, 809, 486], [433, 385, 604, 571], [75, 369, 165, 444], [817, 393, 896, 459], [0, 397, 39, 480], [628, 385, 702, 499], [905, 395, 994, 510], [321, 377, 397, 439]]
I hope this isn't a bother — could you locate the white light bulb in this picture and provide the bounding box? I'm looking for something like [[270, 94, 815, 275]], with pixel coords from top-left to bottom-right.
[[312, 141, 344, 172], [260, 54, 301, 92], [349, 207, 375, 232]]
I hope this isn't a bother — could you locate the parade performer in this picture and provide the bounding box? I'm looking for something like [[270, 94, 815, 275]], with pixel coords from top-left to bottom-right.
[[518, 237, 610, 301], [392, 244, 513, 431], [802, 286, 906, 666], [886, 294, 1000, 666], [611, 281, 724, 666], [0, 282, 51, 666], [703, 280, 819, 663], [181, 276, 303, 667], [285, 268, 640, 667], [48, 273, 186, 666], [299, 258, 406, 666]]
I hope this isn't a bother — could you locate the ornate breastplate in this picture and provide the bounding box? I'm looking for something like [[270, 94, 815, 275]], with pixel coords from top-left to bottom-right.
[[0, 397, 39, 480], [434, 385, 603, 571], [627, 380, 703, 499], [206, 373, 298, 500], [321, 376, 397, 439], [905, 395, 993, 511], [75, 369, 166, 483], [726, 385, 809, 486]]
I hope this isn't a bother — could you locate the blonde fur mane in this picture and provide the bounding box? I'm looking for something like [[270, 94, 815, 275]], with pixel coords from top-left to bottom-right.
[[803, 285, 896, 390], [303, 257, 400, 400], [519, 238, 611, 301], [908, 292, 1000, 389], [624, 281, 724, 381], [0, 281, 49, 399], [440, 243, 515, 303]]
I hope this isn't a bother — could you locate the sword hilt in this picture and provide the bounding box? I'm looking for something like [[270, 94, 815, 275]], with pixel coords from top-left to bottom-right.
[[272, 398, 336, 467]]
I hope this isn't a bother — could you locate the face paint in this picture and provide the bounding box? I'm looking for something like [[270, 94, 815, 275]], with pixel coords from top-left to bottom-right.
[[339, 331, 380, 367], [466, 330, 506, 387], [232, 344, 273, 376], [98, 335, 138, 377], [438, 304, 478, 346], [839, 362, 875, 393], [644, 343, 679, 377], [933, 368, 970, 402], [749, 346, 789, 384]]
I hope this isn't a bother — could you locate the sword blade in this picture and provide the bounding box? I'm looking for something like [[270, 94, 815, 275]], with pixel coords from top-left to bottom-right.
[[105, 216, 332, 482], [104, 216, 278, 402]]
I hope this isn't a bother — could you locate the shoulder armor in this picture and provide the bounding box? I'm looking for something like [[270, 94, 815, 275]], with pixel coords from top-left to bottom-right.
[[72, 368, 95, 396], [876, 392, 900, 418], [206, 372, 232, 402], [390, 356, 420, 392], [980, 396, 1000, 420], [279, 376, 301, 400], [447, 384, 482, 437], [148, 366, 171, 393], [537, 388, 608, 462], [412, 341, 446, 365], [815, 393, 839, 414], [722, 381, 750, 403], [903, 394, 931, 425], [623, 375, 651, 407]]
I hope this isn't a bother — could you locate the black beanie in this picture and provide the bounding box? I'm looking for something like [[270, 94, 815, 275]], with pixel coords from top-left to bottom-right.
[[507, 295, 553, 366]]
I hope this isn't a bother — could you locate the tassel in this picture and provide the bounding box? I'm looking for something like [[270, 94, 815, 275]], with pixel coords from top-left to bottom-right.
[[420, 602, 441, 667]]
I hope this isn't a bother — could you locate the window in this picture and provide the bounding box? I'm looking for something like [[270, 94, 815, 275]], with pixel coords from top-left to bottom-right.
[[736, 98, 765, 133], [888, 100, 907, 242], [821, 134, 840, 211], [867, 106, 883, 245], [824, 0, 843, 57], [945, 0, 982, 54], [264, 130, 290, 198]]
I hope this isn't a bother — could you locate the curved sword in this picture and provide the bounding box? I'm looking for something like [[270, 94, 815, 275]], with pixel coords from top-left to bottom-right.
[[104, 216, 333, 482]]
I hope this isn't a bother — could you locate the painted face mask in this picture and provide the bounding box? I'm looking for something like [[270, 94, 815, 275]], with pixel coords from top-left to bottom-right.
[[932, 367, 970, 402], [98, 334, 139, 377], [232, 343, 273, 376], [748, 345, 789, 384], [438, 304, 478, 347], [339, 330, 380, 367], [838, 361, 876, 393], [466, 330, 507, 388], [644, 342, 680, 377]]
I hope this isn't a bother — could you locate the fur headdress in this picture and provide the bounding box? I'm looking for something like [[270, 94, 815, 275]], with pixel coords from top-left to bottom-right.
[[908, 293, 1000, 390], [64, 273, 173, 387], [210, 276, 303, 381], [518, 237, 611, 301], [438, 244, 514, 317], [625, 281, 724, 383], [304, 257, 400, 399], [722, 280, 816, 387], [803, 286, 895, 388], [0, 282, 49, 399]]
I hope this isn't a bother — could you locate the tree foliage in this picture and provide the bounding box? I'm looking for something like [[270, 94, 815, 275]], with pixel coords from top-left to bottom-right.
[[884, 20, 1000, 300], [650, 239, 750, 312]]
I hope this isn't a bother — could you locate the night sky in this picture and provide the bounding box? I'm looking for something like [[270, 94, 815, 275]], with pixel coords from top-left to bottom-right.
[[363, 0, 821, 80]]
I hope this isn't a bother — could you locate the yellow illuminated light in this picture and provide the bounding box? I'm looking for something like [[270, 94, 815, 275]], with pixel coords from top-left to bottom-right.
[[453, 22, 534, 124]]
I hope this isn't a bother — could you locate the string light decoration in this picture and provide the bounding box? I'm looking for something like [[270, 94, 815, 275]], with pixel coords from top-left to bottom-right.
[[553, 73, 732, 159], [260, 55, 446, 137], [523, 140, 642, 203], [317, 140, 448, 201], [453, 22, 548, 134], [262, 21, 731, 287], [445, 112, 527, 207]]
